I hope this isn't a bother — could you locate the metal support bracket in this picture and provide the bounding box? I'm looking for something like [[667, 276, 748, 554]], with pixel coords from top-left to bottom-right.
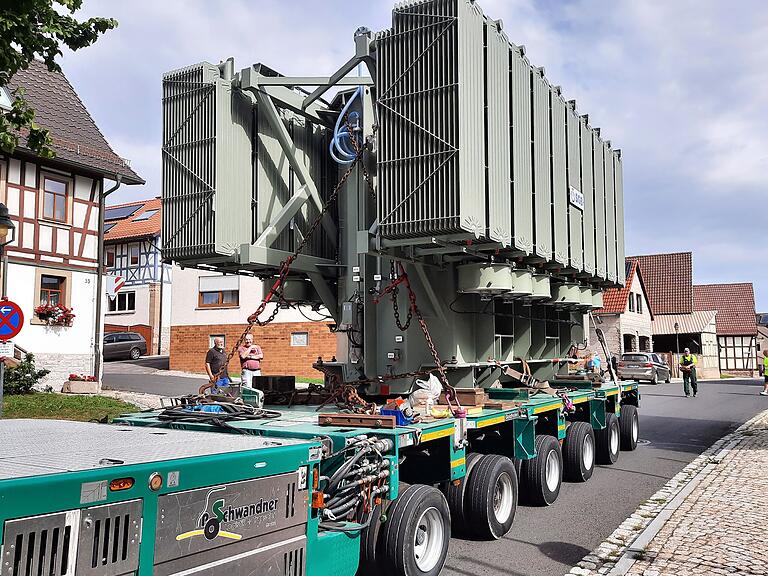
[[243, 88, 338, 248], [413, 263, 448, 326], [254, 185, 310, 248], [302, 27, 376, 110]]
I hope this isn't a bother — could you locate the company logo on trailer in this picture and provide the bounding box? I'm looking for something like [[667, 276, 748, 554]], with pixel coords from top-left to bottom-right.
[[175, 486, 279, 542]]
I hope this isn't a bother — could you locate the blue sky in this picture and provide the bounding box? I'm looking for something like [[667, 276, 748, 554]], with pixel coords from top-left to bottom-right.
[[59, 0, 767, 310]]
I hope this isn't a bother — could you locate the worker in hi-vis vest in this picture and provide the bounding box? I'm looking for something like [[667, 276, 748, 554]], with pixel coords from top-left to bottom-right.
[[761, 350, 768, 396], [679, 348, 698, 397]]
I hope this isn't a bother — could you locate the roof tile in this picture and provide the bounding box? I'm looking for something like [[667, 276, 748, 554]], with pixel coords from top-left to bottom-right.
[[693, 283, 757, 335], [596, 258, 638, 314], [6, 60, 143, 184], [630, 252, 692, 315], [104, 197, 161, 242]]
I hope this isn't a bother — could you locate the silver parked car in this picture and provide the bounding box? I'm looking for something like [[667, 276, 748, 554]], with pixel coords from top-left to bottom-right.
[[618, 352, 671, 384], [104, 332, 147, 361]]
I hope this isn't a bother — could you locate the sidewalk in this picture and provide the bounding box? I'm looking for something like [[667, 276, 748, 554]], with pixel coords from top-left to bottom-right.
[[568, 408, 768, 576]]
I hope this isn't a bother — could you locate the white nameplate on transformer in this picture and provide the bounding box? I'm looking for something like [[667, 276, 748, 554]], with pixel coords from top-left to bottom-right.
[[569, 186, 585, 210]]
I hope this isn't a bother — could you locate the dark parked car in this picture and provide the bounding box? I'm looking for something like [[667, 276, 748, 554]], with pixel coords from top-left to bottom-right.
[[104, 332, 147, 361], [618, 352, 671, 384]]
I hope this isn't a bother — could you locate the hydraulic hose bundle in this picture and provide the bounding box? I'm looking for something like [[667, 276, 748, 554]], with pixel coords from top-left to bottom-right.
[[319, 435, 394, 531]]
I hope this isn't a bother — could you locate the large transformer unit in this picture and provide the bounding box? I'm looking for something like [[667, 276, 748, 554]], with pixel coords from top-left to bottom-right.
[[161, 0, 626, 391]]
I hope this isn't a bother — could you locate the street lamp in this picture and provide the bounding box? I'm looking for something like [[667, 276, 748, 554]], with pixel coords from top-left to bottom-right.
[[674, 321, 680, 355], [0, 202, 16, 418]]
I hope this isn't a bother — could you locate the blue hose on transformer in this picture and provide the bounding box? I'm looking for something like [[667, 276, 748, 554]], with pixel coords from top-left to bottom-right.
[[329, 86, 363, 164]]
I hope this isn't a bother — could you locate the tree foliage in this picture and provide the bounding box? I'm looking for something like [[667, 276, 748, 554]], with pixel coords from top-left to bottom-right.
[[0, 0, 117, 157]]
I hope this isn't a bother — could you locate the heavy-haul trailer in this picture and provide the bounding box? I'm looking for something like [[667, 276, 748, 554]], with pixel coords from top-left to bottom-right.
[[110, 378, 640, 572], [0, 384, 639, 576]]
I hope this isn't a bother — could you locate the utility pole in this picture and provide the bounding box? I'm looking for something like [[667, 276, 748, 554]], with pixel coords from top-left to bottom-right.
[[0, 202, 17, 418]]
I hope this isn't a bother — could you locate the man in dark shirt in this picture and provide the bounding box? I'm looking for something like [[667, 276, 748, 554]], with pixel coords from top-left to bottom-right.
[[205, 337, 231, 388]]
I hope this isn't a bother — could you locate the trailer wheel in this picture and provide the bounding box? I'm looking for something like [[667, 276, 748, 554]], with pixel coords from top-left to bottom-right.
[[442, 452, 481, 533], [520, 435, 562, 506], [358, 504, 384, 576], [620, 405, 639, 451], [465, 454, 518, 539], [596, 413, 620, 464], [513, 458, 522, 478], [379, 484, 450, 576], [563, 422, 595, 482]]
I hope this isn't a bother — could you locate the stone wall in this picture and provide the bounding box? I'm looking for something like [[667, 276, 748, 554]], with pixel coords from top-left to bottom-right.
[[34, 352, 94, 392]]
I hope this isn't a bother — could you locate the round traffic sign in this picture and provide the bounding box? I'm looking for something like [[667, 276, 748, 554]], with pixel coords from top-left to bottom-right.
[[0, 299, 24, 341]]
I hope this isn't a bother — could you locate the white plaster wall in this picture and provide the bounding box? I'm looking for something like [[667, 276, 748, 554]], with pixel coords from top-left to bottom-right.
[[171, 266, 319, 327], [104, 283, 151, 326], [7, 262, 97, 388]]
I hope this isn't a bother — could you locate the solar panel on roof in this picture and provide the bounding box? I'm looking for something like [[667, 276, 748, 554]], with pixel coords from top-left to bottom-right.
[[105, 205, 141, 221], [104, 222, 116, 232], [133, 209, 158, 222]]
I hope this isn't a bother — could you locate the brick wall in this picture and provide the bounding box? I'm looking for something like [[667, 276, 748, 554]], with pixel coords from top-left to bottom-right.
[[170, 322, 337, 380]]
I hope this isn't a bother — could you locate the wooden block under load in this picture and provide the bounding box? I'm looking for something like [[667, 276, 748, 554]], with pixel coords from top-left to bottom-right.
[[439, 388, 488, 406], [318, 413, 397, 429], [484, 400, 521, 410]]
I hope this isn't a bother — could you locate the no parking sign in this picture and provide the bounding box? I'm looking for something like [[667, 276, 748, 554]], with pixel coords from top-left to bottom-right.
[[0, 299, 23, 342]]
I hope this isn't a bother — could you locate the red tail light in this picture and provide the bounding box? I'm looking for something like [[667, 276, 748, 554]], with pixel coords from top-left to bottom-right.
[[618, 362, 626, 367], [643, 362, 652, 367]]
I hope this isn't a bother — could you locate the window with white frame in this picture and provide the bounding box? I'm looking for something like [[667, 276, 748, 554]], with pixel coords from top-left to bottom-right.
[[108, 291, 136, 313]]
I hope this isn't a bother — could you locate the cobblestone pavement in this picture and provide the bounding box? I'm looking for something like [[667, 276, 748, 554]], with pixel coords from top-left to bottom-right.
[[568, 408, 768, 576]]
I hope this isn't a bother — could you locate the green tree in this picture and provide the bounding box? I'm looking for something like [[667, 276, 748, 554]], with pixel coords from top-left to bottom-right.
[[0, 0, 117, 157]]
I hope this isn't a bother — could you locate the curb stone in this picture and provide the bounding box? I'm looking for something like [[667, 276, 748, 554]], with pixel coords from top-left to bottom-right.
[[565, 408, 768, 576]]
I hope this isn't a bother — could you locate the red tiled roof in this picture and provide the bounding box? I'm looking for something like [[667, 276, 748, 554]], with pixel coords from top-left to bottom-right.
[[693, 283, 757, 336], [104, 197, 161, 242], [596, 258, 637, 314], [7, 59, 143, 184], [630, 252, 692, 315], [594, 258, 653, 317]]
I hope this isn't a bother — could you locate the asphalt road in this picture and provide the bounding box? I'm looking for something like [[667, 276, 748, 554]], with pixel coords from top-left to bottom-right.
[[103, 356, 207, 396], [102, 365, 766, 575], [444, 378, 767, 576]]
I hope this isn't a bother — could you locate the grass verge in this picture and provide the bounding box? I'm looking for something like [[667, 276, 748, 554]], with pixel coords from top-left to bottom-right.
[[4, 393, 138, 422]]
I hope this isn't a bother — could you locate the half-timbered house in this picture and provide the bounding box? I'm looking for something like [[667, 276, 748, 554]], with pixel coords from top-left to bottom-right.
[[104, 197, 171, 354], [1, 60, 142, 388]]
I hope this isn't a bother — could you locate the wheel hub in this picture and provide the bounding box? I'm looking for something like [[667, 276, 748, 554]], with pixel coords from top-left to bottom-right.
[[582, 434, 595, 470], [493, 472, 514, 523], [632, 415, 639, 443], [610, 424, 619, 455], [545, 450, 560, 492], [413, 507, 444, 572]]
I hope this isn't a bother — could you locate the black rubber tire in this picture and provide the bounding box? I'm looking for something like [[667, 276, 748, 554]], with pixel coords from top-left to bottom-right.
[[379, 484, 451, 576], [442, 452, 481, 533], [562, 422, 596, 482], [465, 454, 518, 539], [520, 435, 562, 506], [358, 504, 384, 576], [513, 458, 522, 478], [665, 376, 671, 384], [129, 347, 141, 360], [596, 413, 621, 465], [620, 405, 639, 451]]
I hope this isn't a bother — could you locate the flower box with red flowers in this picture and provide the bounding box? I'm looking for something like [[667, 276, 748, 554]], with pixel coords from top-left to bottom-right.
[[34, 304, 76, 327], [67, 373, 97, 382]]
